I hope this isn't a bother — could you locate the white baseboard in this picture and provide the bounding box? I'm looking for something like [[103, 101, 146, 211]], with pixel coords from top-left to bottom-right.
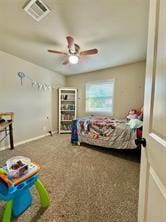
[[0, 146, 9, 151], [49, 130, 57, 135], [0, 130, 57, 151], [15, 133, 50, 147]]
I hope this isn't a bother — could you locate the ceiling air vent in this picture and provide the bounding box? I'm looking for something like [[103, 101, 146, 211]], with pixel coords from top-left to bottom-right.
[[24, 0, 50, 21]]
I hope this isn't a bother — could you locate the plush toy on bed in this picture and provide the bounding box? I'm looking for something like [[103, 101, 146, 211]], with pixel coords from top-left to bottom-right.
[[127, 107, 143, 121], [137, 106, 144, 121], [127, 109, 138, 121], [126, 107, 144, 139]]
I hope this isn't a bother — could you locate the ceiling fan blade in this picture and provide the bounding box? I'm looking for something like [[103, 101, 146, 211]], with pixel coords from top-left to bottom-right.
[[80, 48, 98, 55], [62, 59, 69, 65], [66, 36, 74, 49], [48, 49, 67, 55]]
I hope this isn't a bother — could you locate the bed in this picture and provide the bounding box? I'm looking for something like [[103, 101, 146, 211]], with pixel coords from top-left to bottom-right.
[[71, 115, 143, 149]]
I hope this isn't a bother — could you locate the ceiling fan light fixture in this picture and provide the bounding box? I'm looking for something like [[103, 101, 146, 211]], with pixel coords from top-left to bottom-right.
[[48, 36, 98, 65], [69, 55, 79, 64]]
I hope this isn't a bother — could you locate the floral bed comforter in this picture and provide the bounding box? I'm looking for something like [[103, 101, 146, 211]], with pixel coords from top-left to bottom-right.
[[71, 116, 137, 149]]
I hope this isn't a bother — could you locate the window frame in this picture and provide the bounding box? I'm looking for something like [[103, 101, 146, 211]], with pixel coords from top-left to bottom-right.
[[85, 79, 115, 115]]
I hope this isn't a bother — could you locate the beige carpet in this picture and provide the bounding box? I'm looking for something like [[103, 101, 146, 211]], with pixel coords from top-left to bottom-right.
[[0, 134, 140, 222]]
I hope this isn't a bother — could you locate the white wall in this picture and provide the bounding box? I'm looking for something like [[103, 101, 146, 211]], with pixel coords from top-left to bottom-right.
[[0, 51, 146, 149], [0, 51, 65, 148], [66, 62, 146, 118]]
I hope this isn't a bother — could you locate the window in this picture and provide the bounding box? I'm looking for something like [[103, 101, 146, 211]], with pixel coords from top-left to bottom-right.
[[86, 79, 115, 114]]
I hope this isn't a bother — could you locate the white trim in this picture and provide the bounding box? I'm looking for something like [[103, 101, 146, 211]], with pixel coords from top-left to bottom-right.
[[149, 133, 166, 147], [0, 130, 57, 151], [59, 87, 77, 91], [0, 146, 9, 151], [59, 130, 71, 133], [150, 167, 166, 199], [15, 134, 50, 146]]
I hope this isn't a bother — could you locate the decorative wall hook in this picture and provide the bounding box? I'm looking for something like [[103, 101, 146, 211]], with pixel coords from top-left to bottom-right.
[[32, 81, 37, 87], [18, 72, 26, 85], [17, 72, 54, 92]]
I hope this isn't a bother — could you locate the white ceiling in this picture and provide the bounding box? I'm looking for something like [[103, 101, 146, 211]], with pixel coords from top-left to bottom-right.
[[0, 0, 149, 75]]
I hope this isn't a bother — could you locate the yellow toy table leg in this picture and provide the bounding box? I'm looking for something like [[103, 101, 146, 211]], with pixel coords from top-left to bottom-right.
[[35, 179, 50, 208], [2, 199, 13, 222]]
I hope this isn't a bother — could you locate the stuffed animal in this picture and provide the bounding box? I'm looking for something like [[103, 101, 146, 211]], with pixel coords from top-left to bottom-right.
[[127, 107, 144, 121], [127, 109, 138, 120], [137, 106, 143, 121]]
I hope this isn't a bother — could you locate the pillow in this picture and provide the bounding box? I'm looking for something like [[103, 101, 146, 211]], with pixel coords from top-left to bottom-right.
[[127, 119, 143, 129]]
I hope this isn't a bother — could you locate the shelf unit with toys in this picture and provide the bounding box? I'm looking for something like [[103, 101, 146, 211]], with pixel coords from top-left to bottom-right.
[[58, 88, 77, 133]]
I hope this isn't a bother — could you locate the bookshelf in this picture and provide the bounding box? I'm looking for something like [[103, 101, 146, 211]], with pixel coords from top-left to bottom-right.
[[58, 88, 77, 133]]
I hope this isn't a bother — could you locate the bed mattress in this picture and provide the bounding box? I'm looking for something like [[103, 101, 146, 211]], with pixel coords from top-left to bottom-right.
[[71, 116, 137, 149]]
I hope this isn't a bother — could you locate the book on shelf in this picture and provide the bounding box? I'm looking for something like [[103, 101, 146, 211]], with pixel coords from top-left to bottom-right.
[[61, 114, 74, 120], [61, 124, 72, 131], [61, 104, 75, 111], [61, 94, 75, 101]]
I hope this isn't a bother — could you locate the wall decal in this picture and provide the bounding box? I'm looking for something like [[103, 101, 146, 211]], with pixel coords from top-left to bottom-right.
[[18, 72, 26, 85], [17, 72, 53, 91]]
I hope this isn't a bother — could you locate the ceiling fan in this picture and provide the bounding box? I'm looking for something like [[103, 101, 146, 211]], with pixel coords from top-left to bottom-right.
[[48, 36, 98, 65]]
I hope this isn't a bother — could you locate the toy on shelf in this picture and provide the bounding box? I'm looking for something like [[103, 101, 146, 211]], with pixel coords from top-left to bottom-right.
[[0, 156, 50, 222]]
